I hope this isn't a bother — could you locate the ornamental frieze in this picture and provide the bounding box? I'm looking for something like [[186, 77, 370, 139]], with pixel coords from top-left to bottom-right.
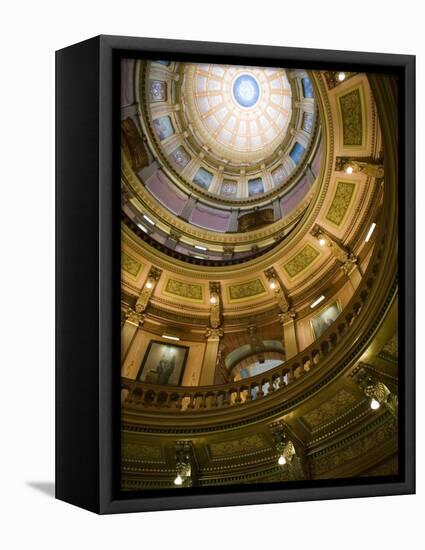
[[227, 278, 267, 302], [325, 181, 356, 226], [339, 88, 363, 147], [164, 278, 204, 302], [121, 251, 143, 278], [283, 244, 320, 279]]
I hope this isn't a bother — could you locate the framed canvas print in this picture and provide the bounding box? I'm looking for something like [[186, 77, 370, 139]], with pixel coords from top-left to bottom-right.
[[56, 35, 415, 514]]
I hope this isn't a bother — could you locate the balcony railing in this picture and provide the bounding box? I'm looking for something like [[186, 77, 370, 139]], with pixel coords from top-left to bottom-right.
[[121, 297, 359, 411]]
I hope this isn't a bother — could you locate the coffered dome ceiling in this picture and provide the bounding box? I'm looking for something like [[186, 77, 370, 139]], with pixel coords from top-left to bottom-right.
[[143, 61, 319, 204], [122, 60, 323, 264]]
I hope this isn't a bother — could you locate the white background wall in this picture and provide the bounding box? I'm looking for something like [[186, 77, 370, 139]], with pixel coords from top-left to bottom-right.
[[0, 1, 422, 548]]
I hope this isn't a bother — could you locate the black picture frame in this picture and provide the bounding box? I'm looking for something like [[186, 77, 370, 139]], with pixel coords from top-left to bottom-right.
[[56, 35, 415, 514], [136, 340, 189, 386]]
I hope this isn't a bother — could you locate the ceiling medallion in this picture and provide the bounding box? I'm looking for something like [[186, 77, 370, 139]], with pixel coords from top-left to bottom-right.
[[232, 73, 260, 108]]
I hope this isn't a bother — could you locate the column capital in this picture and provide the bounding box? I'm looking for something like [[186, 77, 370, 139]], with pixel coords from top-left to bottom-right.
[[125, 308, 145, 327], [205, 327, 224, 340], [270, 423, 295, 460], [279, 309, 296, 324], [222, 245, 234, 257], [264, 267, 295, 317], [340, 254, 358, 276], [148, 265, 162, 281]]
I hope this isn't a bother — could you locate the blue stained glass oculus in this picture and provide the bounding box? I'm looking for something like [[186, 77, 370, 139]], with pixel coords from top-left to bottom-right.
[[232, 74, 260, 108]]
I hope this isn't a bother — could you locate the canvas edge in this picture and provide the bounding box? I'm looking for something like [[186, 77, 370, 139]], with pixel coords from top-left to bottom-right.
[[54, 35, 416, 515]]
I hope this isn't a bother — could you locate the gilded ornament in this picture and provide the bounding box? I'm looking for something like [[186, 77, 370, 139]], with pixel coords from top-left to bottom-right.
[[339, 88, 363, 146], [228, 279, 266, 301], [121, 252, 142, 277], [325, 181, 356, 226], [165, 278, 203, 301], [283, 244, 320, 278]]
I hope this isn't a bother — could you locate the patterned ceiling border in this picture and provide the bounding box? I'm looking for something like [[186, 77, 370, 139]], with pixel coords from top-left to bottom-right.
[[226, 278, 267, 303], [325, 180, 357, 227], [300, 388, 359, 431], [283, 243, 321, 279], [336, 82, 368, 151], [122, 251, 143, 278], [162, 277, 205, 303]]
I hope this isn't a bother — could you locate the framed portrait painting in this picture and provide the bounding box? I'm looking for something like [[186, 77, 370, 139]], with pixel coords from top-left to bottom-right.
[[56, 35, 415, 514], [310, 300, 342, 339], [136, 340, 188, 386]]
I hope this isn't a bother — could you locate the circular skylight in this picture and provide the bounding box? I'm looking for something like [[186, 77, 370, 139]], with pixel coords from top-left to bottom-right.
[[182, 64, 293, 164], [232, 74, 260, 108]]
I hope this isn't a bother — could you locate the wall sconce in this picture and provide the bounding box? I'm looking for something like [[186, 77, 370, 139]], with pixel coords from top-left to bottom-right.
[[269, 279, 277, 290], [278, 455, 286, 465], [351, 366, 398, 418], [370, 398, 381, 410], [174, 442, 193, 487], [271, 423, 296, 466], [277, 440, 296, 466]]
